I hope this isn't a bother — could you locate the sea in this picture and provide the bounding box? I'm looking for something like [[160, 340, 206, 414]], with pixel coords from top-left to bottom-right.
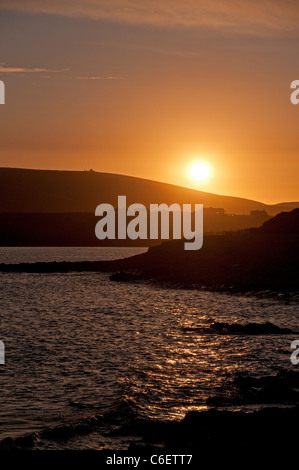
[[0, 247, 298, 450]]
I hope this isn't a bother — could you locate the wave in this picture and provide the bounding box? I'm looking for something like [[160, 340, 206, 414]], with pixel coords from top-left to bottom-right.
[[0, 396, 138, 450], [2, 390, 299, 451]]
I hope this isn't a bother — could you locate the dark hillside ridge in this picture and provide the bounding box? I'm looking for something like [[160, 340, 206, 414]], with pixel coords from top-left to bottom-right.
[[1, 167, 298, 215]]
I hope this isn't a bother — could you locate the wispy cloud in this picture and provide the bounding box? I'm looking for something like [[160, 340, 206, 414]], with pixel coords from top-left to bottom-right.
[[0, 65, 122, 81], [0, 0, 298, 36], [77, 76, 123, 80], [0, 64, 67, 74]]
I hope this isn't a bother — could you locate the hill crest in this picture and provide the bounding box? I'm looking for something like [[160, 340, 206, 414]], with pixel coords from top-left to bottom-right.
[[0, 167, 298, 216]]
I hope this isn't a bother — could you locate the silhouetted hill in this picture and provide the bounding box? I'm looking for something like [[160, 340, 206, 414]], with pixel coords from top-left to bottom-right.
[[0, 167, 298, 215], [0, 209, 271, 246], [270, 202, 299, 213], [0, 212, 151, 247], [259, 208, 299, 234]]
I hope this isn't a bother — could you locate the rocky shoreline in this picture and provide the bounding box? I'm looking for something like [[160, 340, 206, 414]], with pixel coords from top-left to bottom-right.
[[0, 209, 298, 298]]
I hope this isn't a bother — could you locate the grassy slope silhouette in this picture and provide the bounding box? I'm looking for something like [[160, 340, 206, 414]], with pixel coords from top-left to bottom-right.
[[1, 167, 298, 215]]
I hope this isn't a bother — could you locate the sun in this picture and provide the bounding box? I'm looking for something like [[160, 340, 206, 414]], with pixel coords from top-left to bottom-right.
[[189, 161, 211, 182]]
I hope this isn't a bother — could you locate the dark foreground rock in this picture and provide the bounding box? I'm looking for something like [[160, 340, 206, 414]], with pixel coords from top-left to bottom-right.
[[112, 406, 299, 453]]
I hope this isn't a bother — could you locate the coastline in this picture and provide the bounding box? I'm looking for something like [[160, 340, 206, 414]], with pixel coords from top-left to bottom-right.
[[0, 231, 298, 299], [1, 402, 299, 451]]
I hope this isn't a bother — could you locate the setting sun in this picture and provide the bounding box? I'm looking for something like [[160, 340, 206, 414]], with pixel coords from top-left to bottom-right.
[[189, 162, 211, 182]]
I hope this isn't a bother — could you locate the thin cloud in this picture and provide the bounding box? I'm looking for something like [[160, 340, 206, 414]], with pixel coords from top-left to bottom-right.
[[0, 64, 67, 73], [0, 0, 299, 36], [77, 76, 123, 80]]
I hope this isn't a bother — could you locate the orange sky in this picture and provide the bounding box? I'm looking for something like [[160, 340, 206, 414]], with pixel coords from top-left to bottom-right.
[[0, 1, 298, 203]]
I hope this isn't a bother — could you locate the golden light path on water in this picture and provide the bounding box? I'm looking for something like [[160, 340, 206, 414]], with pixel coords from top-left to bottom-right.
[[0, 248, 297, 448]]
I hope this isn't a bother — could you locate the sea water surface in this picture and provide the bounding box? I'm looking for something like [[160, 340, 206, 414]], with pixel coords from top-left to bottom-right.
[[0, 247, 298, 449]]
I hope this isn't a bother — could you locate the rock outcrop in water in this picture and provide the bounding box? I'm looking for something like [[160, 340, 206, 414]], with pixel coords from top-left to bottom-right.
[[183, 321, 299, 335], [207, 370, 299, 406]]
